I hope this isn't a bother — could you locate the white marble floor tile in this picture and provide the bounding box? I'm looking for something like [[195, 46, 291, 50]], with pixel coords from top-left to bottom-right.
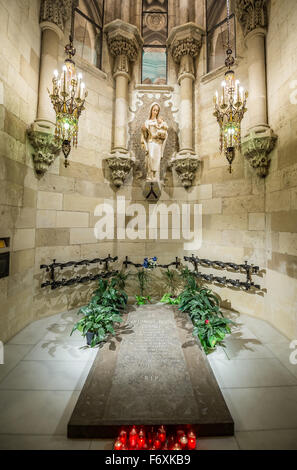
[[210, 358, 297, 388], [266, 342, 297, 378], [228, 324, 259, 341], [23, 339, 98, 361], [0, 360, 93, 391], [0, 390, 79, 435], [42, 322, 84, 342], [235, 429, 297, 450], [0, 434, 91, 450], [222, 386, 297, 431], [240, 317, 289, 344], [7, 316, 59, 345], [224, 338, 276, 360], [197, 436, 240, 450], [0, 344, 33, 383]]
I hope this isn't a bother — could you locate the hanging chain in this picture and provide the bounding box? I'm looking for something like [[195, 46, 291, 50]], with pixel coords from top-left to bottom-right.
[[65, 0, 76, 61], [224, 0, 234, 69], [226, 0, 231, 50]]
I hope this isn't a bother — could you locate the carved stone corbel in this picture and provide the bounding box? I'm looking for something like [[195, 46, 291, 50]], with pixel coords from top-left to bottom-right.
[[40, 0, 78, 33], [170, 154, 200, 189], [27, 123, 61, 176], [235, 0, 267, 37], [105, 152, 135, 188], [241, 126, 277, 177]]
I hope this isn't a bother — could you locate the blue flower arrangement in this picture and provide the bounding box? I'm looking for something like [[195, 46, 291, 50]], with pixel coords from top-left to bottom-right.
[[143, 257, 158, 269]]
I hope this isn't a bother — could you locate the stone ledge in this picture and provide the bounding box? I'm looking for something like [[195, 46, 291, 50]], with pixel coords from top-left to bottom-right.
[[200, 58, 242, 84], [135, 84, 175, 92], [75, 55, 107, 81]]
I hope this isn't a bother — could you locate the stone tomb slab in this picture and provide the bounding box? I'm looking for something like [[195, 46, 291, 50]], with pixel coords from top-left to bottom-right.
[[68, 304, 234, 438]]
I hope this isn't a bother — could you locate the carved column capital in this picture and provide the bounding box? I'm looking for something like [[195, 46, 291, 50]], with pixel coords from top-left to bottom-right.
[[170, 154, 200, 189], [242, 126, 277, 177], [105, 152, 135, 188], [40, 0, 78, 37], [27, 122, 61, 176], [167, 23, 204, 82], [235, 0, 268, 38], [104, 20, 143, 79]]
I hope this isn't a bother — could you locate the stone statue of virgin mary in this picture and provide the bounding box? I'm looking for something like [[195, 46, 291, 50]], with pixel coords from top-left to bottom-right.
[[141, 102, 168, 182]]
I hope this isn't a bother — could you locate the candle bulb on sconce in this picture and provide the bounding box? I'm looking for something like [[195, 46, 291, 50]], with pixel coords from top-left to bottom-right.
[[221, 81, 226, 106]]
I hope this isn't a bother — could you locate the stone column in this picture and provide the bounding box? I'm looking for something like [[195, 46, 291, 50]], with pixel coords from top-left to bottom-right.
[[121, 0, 130, 24], [236, 0, 277, 177], [167, 23, 204, 188], [28, 0, 76, 175], [179, 0, 189, 25], [104, 19, 143, 187]]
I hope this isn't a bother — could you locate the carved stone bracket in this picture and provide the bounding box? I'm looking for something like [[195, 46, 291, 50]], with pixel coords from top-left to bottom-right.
[[167, 22, 204, 81], [105, 152, 135, 188], [104, 19, 143, 66], [170, 153, 200, 189], [241, 126, 277, 177], [235, 0, 268, 37], [40, 0, 78, 33], [27, 123, 61, 176]]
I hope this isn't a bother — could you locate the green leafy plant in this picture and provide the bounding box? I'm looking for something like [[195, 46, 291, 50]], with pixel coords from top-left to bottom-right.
[[178, 268, 235, 354], [192, 316, 233, 352], [111, 270, 129, 290], [92, 278, 128, 312], [71, 275, 128, 347], [133, 268, 152, 305], [160, 292, 181, 305], [70, 300, 123, 348], [135, 295, 151, 305]]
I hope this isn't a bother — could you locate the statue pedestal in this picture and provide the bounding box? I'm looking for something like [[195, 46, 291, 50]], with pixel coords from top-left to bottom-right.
[[143, 181, 162, 201]]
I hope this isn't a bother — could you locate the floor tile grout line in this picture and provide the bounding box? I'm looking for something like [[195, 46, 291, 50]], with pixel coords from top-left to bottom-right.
[[0, 342, 40, 385], [221, 384, 297, 390], [0, 388, 85, 392]]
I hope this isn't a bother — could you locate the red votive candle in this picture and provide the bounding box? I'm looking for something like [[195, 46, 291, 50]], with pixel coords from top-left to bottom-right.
[[157, 425, 166, 443], [138, 429, 146, 449], [167, 436, 175, 450], [187, 431, 196, 450], [154, 438, 161, 450], [129, 426, 138, 448], [177, 429, 185, 444], [173, 443, 182, 450], [180, 434, 188, 449], [147, 428, 155, 446], [114, 439, 122, 450], [119, 430, 127, 445]]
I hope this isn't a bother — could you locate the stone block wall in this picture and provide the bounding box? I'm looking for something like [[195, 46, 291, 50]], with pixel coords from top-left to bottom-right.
[[0, 0, 40, 343], [1, 0, 297, 343], [193, 0, 297, 340]]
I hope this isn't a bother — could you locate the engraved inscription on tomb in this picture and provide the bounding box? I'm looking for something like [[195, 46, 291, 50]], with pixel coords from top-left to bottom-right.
[[103, 306, 200, 421]]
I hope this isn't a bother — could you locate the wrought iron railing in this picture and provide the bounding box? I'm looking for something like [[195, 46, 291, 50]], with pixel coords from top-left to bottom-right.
[[40, 255, 118, 290], [184, 255, 262, 291]]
